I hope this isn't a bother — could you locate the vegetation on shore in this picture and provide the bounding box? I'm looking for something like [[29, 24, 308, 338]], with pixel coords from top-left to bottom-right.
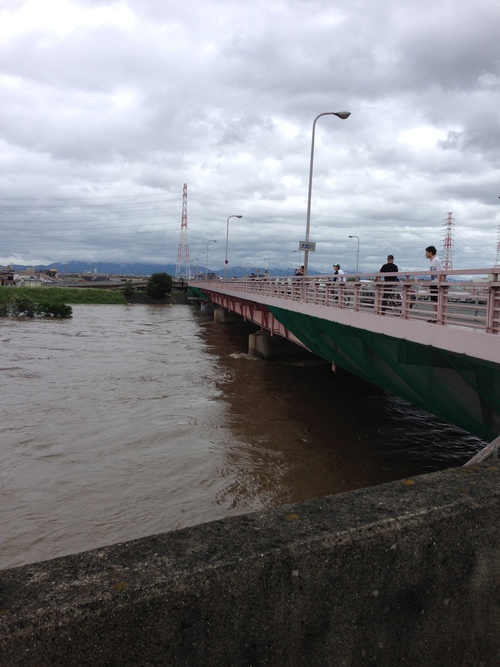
[[0, 286, 126, 306], [0, 286, 128, 318], [0, 275, 182, 315], [0, 291, 72, 318], [146, 273, 173, 299]]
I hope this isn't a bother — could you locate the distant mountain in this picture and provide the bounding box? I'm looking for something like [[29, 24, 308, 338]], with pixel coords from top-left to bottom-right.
[[11, 261, 177, 276], [8, 261, 301, 277]]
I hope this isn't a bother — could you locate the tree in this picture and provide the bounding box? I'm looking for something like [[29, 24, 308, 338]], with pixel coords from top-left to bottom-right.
[[0, 291, 72, 318], [123, 281, 135, 298], [146, 272, 173, 299], [9, 292, 39, 317]]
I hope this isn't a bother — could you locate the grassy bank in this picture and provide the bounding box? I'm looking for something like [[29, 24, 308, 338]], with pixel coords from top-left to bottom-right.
[[0, 287, 126, 305]]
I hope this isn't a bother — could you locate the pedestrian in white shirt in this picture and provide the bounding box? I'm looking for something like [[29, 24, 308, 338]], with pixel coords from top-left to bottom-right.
[[425, 245, 443, 322]]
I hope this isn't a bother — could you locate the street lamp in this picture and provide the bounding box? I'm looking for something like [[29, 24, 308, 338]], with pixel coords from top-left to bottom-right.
[[195, 251, 205, 280], [303, 110, 351, 277], [224, 215, 242, 280], [348, 235, 360, 275], [206, 239, 217, 280], [264, 257, 271, 276]]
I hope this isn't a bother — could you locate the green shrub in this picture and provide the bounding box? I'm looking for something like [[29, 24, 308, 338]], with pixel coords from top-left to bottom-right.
[[146, 273, 173, 299], [40, 302, 73, 318], [0, 286, 126, 305], [0, 291, 73, 318], [8, 293, 39, 317], [123, 281, 135, 297]]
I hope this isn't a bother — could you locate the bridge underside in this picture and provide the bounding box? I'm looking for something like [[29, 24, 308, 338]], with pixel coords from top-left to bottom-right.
[[268, 305, 500, 443], [198, 289, 308, 348], [191, 287, 499, 442]]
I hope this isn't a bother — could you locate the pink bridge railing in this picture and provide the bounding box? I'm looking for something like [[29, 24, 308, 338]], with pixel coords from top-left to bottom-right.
[[193, 268, 500, 335]]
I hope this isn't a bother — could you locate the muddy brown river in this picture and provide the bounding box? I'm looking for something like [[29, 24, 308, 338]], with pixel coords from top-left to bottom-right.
[[0, 304, 484, 569]]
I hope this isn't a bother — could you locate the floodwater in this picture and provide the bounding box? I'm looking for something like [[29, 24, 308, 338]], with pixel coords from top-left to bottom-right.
[[0, 304, 485, 569]]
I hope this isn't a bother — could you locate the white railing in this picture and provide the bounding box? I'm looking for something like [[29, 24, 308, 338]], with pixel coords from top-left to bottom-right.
[[193, 268, 500, 335]]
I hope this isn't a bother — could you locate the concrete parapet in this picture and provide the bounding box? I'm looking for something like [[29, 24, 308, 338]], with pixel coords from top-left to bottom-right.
[[1, 463, 499, 666]]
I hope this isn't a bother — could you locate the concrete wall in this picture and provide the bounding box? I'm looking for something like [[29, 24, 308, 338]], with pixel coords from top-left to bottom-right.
[[1, 462, 499, 666]]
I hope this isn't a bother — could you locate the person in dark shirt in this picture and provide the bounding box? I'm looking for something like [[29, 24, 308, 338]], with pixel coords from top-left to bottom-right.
[[379, 254, 399, 314], [380, 255, 399, 280], [294, 265, 304, 277]]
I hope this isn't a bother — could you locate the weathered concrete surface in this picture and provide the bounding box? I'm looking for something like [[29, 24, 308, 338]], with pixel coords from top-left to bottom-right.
[[200, 301, 219, 313], [248, 331, 306, 360], [1, 463, 499, 666], [213, 307, 243, 323]]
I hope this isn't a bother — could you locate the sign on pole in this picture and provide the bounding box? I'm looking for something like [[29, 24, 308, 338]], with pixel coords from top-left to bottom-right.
[[299, 241, 316, 252]]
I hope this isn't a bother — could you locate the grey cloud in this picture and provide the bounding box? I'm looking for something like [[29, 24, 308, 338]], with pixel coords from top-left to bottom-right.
[[1, 0, 499, 271]]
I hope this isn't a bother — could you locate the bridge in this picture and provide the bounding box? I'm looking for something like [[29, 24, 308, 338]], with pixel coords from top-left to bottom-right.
[[190, 267, 500, 442]]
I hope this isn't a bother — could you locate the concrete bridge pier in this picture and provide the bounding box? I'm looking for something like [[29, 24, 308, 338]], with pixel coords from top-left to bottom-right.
[[200, 301, 219, 314], [248, 331, 304, 360], [213, 308, 243, 324]]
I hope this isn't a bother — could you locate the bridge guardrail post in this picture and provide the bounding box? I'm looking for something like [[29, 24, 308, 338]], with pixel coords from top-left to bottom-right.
[[438, 281, 449, 325], [375, 282, 383, 315], [486, 280, 499, 334], [401, 283, 410, 319]]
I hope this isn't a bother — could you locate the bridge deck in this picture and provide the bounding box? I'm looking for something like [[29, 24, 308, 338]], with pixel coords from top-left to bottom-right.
[[193, 267, 499, 366]]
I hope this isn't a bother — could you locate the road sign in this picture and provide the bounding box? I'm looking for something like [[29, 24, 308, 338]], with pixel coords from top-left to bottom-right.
[[299, 241, 316, 252]]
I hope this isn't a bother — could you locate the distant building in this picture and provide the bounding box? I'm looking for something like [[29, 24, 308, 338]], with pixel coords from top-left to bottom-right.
[[0, 269, 15, 286], [17, 276, 43, 288]]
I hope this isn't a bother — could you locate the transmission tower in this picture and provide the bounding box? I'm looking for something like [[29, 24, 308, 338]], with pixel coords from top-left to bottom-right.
[[442, 212, 455, 271], [495, 225, 500, 267], [175, 183, 190, 279]]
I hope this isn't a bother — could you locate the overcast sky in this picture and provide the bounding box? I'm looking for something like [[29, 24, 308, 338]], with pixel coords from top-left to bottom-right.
[[1, 0, 499, 275]]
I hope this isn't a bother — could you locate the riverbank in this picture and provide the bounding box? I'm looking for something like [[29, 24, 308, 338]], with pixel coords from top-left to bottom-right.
[[125, 291, 188, 305], [0, 286, 126, 305], [0, 287, 189, 306]]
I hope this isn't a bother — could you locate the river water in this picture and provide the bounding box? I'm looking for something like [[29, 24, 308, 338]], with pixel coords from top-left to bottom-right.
[[0, 304, 485, 569]]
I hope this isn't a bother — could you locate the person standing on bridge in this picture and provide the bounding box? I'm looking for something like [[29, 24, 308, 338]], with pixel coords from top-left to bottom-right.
[[332, 263, 345, 281], [294, 265, 304, 277], [331, 263, 345, 303], [379, 254, 399, 314], [425, 245, 444, 322]]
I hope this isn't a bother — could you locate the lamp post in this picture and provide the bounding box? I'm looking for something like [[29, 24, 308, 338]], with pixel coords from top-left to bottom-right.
[[224, 215, 242, 280], [264, 257, 271, 276], [205, 239, 217, 280], [303, 110, 351, 277], [348, 235, 360, 275], [195, 251, 205, 280]]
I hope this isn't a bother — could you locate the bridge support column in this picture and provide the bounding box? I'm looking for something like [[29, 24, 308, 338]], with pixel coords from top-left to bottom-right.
[[214, 308, 243, 324], [248, 331, 302, 360], [200, 301, 218, 314]]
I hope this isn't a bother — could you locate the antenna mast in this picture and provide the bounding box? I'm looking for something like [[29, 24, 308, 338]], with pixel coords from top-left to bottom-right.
[[175, 184, 190, 279]]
